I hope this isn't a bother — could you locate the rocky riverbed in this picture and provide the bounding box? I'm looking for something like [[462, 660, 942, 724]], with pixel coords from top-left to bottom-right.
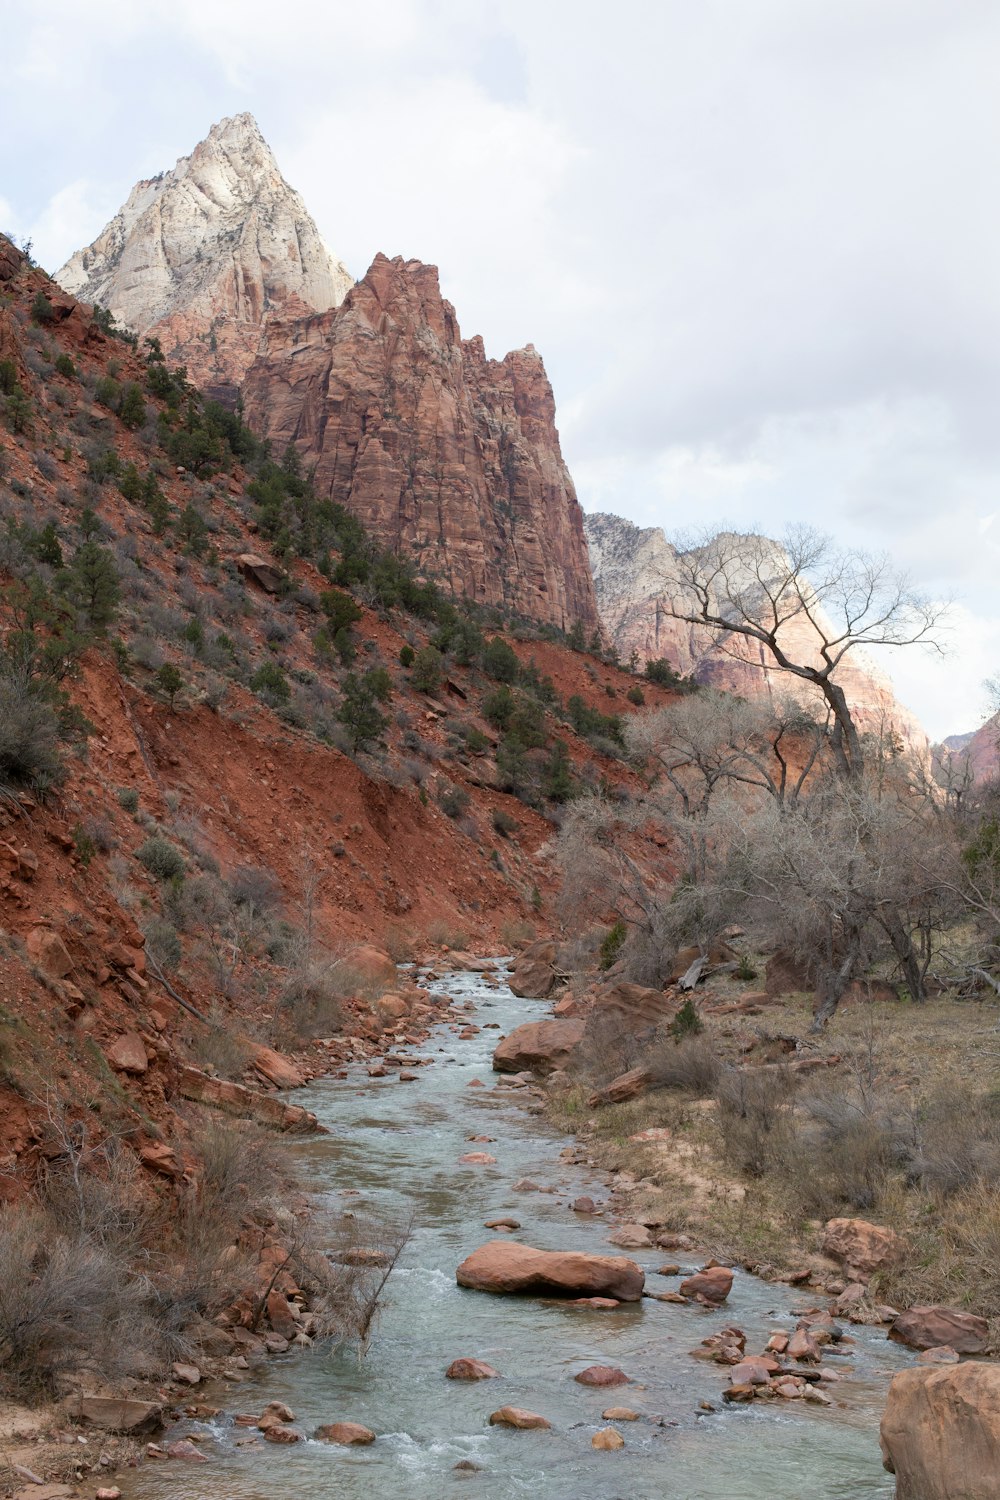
[[114, 961, 917, 1500]]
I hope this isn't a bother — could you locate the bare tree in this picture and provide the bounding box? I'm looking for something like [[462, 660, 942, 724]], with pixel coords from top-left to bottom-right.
[[660, 526, 945, 780]]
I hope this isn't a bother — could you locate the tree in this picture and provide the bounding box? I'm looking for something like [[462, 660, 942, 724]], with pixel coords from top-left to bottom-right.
[[660, 526, 944, 781], [338, 673, 388, 752], [65, 542, 119, 631], [118, 382, 147, 431], [482, 636, 519, 683], [155, 662, 184, 709], [410, 646, 443, 695]]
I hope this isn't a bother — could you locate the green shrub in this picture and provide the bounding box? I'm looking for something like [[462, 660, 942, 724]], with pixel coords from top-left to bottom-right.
[[155, 662, 184, 708], [411, 646, 443, 695], [671, 995, 703, 1039], [54, 353, 75, 380], [599, 919, 628, 970], [136, 835, 186, 881], [116, 787, 139, 814], [250, 660, 290, 704], [399, 644, 415, 668]]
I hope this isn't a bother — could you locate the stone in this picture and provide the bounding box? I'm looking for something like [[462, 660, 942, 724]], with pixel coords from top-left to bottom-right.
[[607, 1224, 653, 1249], [243, 257, 601, 634], [575, 1365, 629, 1387], [96, 1490, 123, 1499], [314, 1422, 376, 1445], [138, 1141, 182, 1178], [261, 1425, 303, 1444], [509, 941, 559, 999], [492, 1020, 585, 1075], [729, 1358, 773, 1387], [177, 1065, 321, 1133], [881, 1363, 1000, 1499], [165, 1439, 208, 1461], [569, 1296, 620, 1308], [787, 1328, 820, 1362], [679, 1267, 734, 1305], [56, 114, 352, 396], [602, 1407, 640, 1421], [918, 1345, 961, 1365], [171, 1361, 201, 1385], [457, 1243, 644, 1302], [266, 1290, 299, 1339], [257, 1402, 296, 1428], [459, 1152, 497, 1165], [572, 1197, 598, 1214], [65, 1396, 163, 1432], [588, 1065, 653, 1107], [591, 982, 676, 1032], [592, 1426, 625, 1449], [446, 1358, 500, 1380], [822, 1217, 902, 1276], [26, 926, 74, 978], [488, 1407, 551, 1430], [250, 1044, 304, 1090], [485, 1217, 521, 1230], [344, 945, 398, 988], [889, 1307, 989, 1355]]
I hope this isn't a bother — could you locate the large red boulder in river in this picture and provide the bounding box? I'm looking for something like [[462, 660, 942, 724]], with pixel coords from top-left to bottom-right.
[[881, 1363, 1000, 1499], [457, 1243, 644, 1302], [492, 1020, 585, 1075], [889, 1306, 989, 1355], [822, 1217, 902, 1276]]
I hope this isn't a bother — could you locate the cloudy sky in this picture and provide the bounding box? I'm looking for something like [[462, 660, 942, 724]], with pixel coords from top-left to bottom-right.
[[3, 0, 998, 738]]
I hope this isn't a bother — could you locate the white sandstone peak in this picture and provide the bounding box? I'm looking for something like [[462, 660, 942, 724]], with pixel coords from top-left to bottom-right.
[[55, 114, 353, 391]]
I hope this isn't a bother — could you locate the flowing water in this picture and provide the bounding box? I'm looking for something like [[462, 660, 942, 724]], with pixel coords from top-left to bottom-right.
[[123, 964, 914, 1500]]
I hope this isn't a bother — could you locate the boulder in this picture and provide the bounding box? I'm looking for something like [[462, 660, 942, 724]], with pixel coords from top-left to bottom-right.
[[171, 1361, 201, 1385], [822, 1217, 902, 1276], [165, 1439, 209, 1460], [106, 1031, 148, 1074], [446, 1358, 500, 1380], [889, 1307, 990, 1355], [492, 1020, 585, 1075], [65, 1396, 164, 1432], [680, 1267, 734, 1305], [592, 982, 674, 1031], [765, 949, 811, 998], [572, 1197, 598, 1215], [508, 945, 558, 999], [261, 1425, 302, 1444], [607, 1224, 653, 1249], [602, 1407, 640, 1421], [235, 553, 284, 593], [26, 926, 74, 978], [315, 1422, 376, 1445], [592, 1426, 625, 1449], [343, 945, 397, 989], [588, 1066, 652, 1107], [457, 1243, 644, 1302], [488, 1407, 551, 1430], [575, 1365, 629, 1387], [880, 1363, 1000, 1499], [257, 1402, 296, 1429], [250, 1044, 304, 1090], [459, 1152, 497, 1165]]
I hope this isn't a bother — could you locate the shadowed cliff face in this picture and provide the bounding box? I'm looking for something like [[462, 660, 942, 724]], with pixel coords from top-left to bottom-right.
[[585, 511, 929, 757], [56, 113, 352, 400], [242, 253, 600, 633]]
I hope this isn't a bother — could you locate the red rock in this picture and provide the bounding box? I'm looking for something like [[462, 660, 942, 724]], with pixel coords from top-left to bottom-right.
[[575, 1365, 629, 1388], [588, 1066, 652, 1106], [679, 1267, 734, 1305], [314, 1422, 375, 1445], [484, 1217, 521, 1230], [445, 1358, 500, 1380], [138, 1141, 181, 1178], [488, 1407, 551, 1430], [166, 1439, 208, 1461], [251, 1044, 304, 1090], [26, 926, 74, 978], [787, 1328, 820, 1362], [266, 1290, 298, 1339], [607, 1224, 653, 1249], [592, 1426, 625, 1449], [572, 1197, 598, 1214], [457, 1243, 644, 1302], [822, 1217, 902, 1276], [257, 1401, 296, 1429], [569, 1296, 620, 1308], [492, 1020, 585, 1075], [459, 1152, 497, 1165], [889, 1307, 989, 1355], [881, 1363, 1000, 1499], [591, 982, 676, 1032], [106, 1032, 148, 1074], [918, 1345, 960, 1365], [261, 1425, 303, 1444], [243, 257, 600, 634], [729, 1358, 773, 1387]]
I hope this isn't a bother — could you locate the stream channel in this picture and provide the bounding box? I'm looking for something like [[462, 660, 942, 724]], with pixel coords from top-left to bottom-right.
[[123, 961, 914, 1499]]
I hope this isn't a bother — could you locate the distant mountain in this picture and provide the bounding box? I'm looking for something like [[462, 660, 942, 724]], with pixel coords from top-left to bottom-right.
[[584, 511, 929, 758], [56, 113, 352, 400]]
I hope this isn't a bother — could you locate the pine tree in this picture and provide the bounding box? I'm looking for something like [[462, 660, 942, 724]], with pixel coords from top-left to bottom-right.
[[66, 542, 120, 631]]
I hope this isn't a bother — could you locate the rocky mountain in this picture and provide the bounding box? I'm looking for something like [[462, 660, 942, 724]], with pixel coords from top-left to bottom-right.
[[56, 113, 352, 400], [242, 253, 600, 633], [585, 511, 929, 756], [937, 717, 998, 784]]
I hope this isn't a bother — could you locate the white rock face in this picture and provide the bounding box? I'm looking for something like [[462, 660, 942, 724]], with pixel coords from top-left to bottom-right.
[[585, 511, 928, 757], [56, 112, 352, 393]]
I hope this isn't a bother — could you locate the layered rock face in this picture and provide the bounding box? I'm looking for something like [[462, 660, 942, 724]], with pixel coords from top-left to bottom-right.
[[56, 113, 351, 399], [242, 254, 600, 632], [585, 512, 928, 756]]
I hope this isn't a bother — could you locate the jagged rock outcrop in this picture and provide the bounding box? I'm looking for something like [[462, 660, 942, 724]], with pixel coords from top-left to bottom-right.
[[56, 113, 351, 399], [242, 254, 600, 632], [585, 511, 928, 756]]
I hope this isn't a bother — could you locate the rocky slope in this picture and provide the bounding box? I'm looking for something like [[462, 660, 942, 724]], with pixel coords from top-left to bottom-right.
[[585, 511, 929, 756], [242, 253, 600, 633], [56, 113, 352, 399]]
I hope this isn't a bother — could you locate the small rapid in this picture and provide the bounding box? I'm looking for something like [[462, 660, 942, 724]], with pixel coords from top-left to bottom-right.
[[122, 963, 911, 1500]]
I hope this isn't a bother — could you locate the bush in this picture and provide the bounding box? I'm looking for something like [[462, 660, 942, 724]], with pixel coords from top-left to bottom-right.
[[492, 806, 518, 838], [648, 1036, 721, 1093], [136, 835, 186, 881], [155, 662, 184, 707], [626, 685, 645, 705], [671, 995, 703, 1039], [0, 661, 64, 794], [30, 291, 55, 324], [54, 352, 75, 379], [715, 1066, 795, 1178], [439, 783, 470, 819], [250, 660, 290, 705], [411, 646, 443, 695], [399, 644, 415, 668], [599, 919, 627, 970], [116, 786, 140, 813]]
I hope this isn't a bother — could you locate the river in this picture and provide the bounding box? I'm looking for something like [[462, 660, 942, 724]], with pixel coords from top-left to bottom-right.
[[122, 962, 913, 1499]]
